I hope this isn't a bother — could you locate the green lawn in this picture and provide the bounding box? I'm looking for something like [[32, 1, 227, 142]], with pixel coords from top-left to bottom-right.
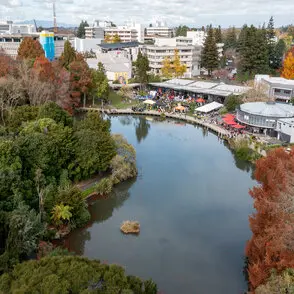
[[81, 185, 96, 198], [107, 91, 139, 109]]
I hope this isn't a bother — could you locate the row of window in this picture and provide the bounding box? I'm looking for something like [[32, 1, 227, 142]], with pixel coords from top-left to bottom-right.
[[274, 88, 292, 95]]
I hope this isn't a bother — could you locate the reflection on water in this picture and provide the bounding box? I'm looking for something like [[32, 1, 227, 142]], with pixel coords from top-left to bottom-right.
[[67, 116, 255, 294], [134, 117, 150, 143]]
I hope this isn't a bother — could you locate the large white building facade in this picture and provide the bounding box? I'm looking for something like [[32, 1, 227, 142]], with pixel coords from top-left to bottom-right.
[[141, 37, 201, 78]]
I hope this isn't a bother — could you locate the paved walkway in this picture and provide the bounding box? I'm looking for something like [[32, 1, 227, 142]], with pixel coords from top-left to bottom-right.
[[81, 107, 230, 137]]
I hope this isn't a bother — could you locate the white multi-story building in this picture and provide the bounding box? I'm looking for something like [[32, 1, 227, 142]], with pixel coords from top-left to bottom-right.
[[0, 20, 37, 35], [85, 26, 104, 39], [186, 31, 206, 46], [105, 22, 144, 43], [145, 20, 174, 38], [72, 37, 102, 53], [141, 37, 201, 78]]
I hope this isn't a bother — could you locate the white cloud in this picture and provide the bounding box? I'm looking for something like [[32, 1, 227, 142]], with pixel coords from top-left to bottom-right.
[[0, 0, 293, 27]]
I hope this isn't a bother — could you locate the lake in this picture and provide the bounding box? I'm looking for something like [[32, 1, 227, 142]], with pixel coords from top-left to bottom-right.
[[66, 115, 255, 294]]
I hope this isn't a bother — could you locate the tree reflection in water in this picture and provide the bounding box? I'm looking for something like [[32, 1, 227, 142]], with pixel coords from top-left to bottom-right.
[[135, 117, 150, 143], [63, 178, 136, 254]]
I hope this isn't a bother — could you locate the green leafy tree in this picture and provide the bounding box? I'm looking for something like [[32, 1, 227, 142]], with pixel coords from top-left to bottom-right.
[[0, 255, 157, 293], [76, 20, 89, 39], [134, 50, 150, 89], [59, 40, 76, 70], [224, 94, 242, 111], [92, 62, 109, 105], [175, 25, 189, 37], [4, 202, 44, 262], [201, 25, 219, 75], [38, 101, 73, 126], [7, 105, 39, 132], [72, 112, 116, 180]]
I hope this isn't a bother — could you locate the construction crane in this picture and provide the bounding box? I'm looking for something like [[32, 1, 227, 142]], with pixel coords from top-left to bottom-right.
[[33, 19, 38, 32], [53, 0, 57, 34]]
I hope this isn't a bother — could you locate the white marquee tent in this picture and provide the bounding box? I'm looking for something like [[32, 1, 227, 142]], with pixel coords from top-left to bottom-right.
[[195, 101, 224, 113]]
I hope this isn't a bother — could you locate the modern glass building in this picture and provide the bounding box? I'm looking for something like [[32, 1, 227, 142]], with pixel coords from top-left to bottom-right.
[[237, 102, 294, 131], [39, 31, 55, 61]]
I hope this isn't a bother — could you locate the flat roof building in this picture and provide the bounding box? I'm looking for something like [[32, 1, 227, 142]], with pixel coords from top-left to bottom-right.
[[237, 101, 294, 135], [87, 52, 132, 82], [255, 74, 294, 102]]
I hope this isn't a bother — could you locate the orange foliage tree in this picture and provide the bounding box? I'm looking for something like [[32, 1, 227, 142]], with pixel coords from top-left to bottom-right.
[[17, 37, 44, 60], [281, 48, 294, 79], [68, 54, 92, 112], [0, 49, 16, 77], [246, 147, 294, 290], [33, 55, 55, 82]]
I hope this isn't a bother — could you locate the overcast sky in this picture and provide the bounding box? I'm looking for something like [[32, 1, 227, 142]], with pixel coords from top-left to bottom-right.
[[0, 0, 293, 27]]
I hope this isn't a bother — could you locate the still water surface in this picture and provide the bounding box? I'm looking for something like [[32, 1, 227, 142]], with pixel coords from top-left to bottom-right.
[[67, 116, 255, 294]]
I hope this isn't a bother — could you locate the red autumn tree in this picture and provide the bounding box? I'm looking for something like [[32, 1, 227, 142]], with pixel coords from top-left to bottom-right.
[[246, 147, 294, 290], [0, 49, 17, 77], [17, 37, 44, 60], [68, 53, 92, 109], [33, 55, 55, 82]]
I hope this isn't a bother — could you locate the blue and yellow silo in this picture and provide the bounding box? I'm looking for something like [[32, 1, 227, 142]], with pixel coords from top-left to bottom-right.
[[39, 31, 55, 61]]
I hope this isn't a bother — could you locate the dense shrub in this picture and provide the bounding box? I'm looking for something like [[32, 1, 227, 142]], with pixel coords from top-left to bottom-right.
[[95, 177, 113, 195], [224, 94, 242, 112], [0, 255, 157, 294]]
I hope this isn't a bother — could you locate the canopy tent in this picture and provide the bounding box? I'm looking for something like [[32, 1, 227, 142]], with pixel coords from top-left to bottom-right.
[[195, 101, 223, 113], [232, 124, 246, 129], [223, 114, 236, 125], [143, 99, 156, 105], [223, 118, 237, 125], [196, 98, 205, 103]]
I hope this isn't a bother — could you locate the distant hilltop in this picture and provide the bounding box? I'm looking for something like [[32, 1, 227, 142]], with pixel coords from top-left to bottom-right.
[[15, 20, 76, 28]]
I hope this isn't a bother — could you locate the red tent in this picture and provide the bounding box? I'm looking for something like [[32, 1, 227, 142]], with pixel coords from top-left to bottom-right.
[[223, 117, 237, 125], [232, 124, 246, 129], [196, 98, 205, 103]]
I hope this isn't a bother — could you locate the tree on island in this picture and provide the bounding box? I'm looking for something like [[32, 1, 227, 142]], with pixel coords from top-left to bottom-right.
[[76, 20, 89, 39], [17, 37, 44, 61], [201, 25, 219, 75]]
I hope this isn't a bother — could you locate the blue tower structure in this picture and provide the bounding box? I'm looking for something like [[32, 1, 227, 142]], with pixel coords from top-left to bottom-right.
[[39, 31, 55, 61]]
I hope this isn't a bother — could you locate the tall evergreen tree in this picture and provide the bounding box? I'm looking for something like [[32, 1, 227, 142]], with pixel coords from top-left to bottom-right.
[[267, 16, 276, 70], [134, 50, 150, 89], [272, 39, 286, 70], [215, 25, 222, 43], [76, 20, 89, 39], [59, 40, 76, 70], [201, 25, 219, 75], [224, 27, 237, 50], [238, 25, 269, 78]]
